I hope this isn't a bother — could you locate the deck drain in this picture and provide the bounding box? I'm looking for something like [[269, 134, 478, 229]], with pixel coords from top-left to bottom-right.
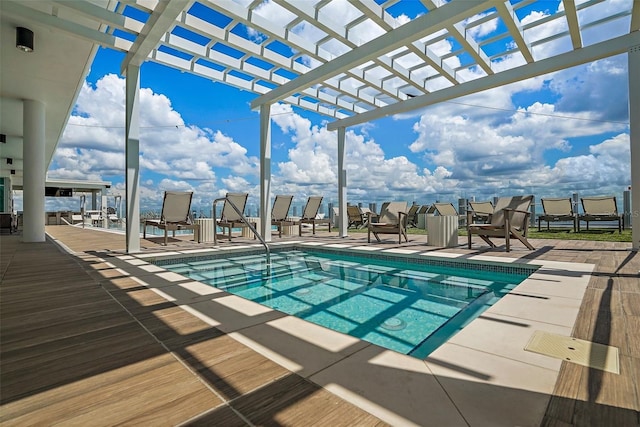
[[381, 317, 406, 331], [524, 331, 619, 374]]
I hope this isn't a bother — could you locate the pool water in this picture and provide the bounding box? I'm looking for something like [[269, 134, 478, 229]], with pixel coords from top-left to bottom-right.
[[162, 250, 533, 358]]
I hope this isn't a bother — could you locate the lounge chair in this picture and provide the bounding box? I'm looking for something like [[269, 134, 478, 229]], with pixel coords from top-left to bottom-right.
[[467, 195, 534, 252], [358, 206, 377, 228], [143, 191, 200, 245], [406, 204, 420, 228], [413, 204, 431, 228], [367, 201, 408, 244], [216, 192, 256, 241], [106, 206, 119, 223], [578, 196, 624, 233], [71, 213, 84, 225], [433, 202, 464, 227], [538, 198, 576, 232], [347, 205, 365, 229], [297, 196, 332, 236], [271, 195, 294, 237], [468, 200, 493, 224]]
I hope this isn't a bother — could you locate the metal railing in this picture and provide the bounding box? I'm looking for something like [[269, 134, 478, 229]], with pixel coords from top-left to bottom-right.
[[212, 197, 270, 263]]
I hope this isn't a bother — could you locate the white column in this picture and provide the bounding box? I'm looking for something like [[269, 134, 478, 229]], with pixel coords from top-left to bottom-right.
[[22, 99, 46, 242], [337, 127, 348, 237], [125, 64, 141, 253], [259, 104, 272, 242], [629, 45, 640, 250]]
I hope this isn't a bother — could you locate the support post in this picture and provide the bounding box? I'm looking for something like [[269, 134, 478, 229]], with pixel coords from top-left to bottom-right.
[[259, 104, 272, 242], [337, 127, 347, 237], [125, 64, 141, 253], [629, 45, 640, 250]]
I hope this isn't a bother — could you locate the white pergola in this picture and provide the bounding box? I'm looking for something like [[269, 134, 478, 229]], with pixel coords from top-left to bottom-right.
[[1, 0, 638, 251]]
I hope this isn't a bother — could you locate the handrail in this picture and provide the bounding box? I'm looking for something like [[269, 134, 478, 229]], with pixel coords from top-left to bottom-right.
[[212, 197, 270, 262]]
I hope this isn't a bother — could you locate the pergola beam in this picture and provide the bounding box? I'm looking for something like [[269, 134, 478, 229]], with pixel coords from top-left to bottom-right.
[[251, 0, 492, 109], [120, 0, 192, 74], [328, 31, 640, 130]]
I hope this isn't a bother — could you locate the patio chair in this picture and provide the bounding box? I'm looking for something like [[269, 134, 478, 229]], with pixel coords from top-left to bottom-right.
[[347, 205, 365, 229], [433, 202, 464, 227], [359, 206, 377, 227], [143, 191, 200, 245], [297, 196, 332, 236], [578, 196, 624, 233], [71, 213, 84, 225], [467, 195, 534, 252], [413, 204, 432, 228], [216, 192, 256, 241], [367, 201, 408, 244], [271, 195, 294, 237], [538, 197, 576, 232], [406, 204, 420, 228], [468, 200, 494, 224]]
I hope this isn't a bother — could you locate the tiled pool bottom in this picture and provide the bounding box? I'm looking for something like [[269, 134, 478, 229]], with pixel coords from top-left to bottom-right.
[[157, 249, 537, 358]]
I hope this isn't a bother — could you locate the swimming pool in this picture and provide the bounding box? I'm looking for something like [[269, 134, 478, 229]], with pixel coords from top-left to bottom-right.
[[158, 249, 537, 358]]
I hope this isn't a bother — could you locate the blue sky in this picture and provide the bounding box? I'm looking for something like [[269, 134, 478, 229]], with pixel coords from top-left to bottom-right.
[[42, 0, 632, 216]]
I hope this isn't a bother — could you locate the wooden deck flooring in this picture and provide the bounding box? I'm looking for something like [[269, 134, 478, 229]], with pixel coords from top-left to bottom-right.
[[1, 225, 638, 426]]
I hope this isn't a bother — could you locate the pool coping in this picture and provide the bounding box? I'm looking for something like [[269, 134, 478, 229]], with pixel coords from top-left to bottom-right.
[[107, 241, 594, 427]]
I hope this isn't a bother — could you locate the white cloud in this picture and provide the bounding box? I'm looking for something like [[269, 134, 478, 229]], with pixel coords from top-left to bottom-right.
[[51, 74, 259, 211], [270, 103, 459, 201]]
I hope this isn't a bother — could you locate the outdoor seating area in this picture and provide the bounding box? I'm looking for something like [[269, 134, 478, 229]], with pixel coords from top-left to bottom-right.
[[134, 192, 631, 250]]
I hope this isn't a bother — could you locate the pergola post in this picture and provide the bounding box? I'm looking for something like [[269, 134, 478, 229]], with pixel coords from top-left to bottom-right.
[[337, 127, 348, 237], [629, 45, 640, 250], [125, 64, 141, 253], [260, 104, 272, 242]]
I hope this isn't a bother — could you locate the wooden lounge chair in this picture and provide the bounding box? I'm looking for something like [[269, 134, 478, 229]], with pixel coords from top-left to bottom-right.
[[271, 195, 294, 237], [297, 196, 332, 236], [538, 198, 576, 232], [367, 201, 408, 244], [468, 200, 494, 224], [347, 205, 365, 229], [467, 195, 534, 252], [216, 192, 256, 240], [578, 196, 623, 233], [143, 191, 200, 245]]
